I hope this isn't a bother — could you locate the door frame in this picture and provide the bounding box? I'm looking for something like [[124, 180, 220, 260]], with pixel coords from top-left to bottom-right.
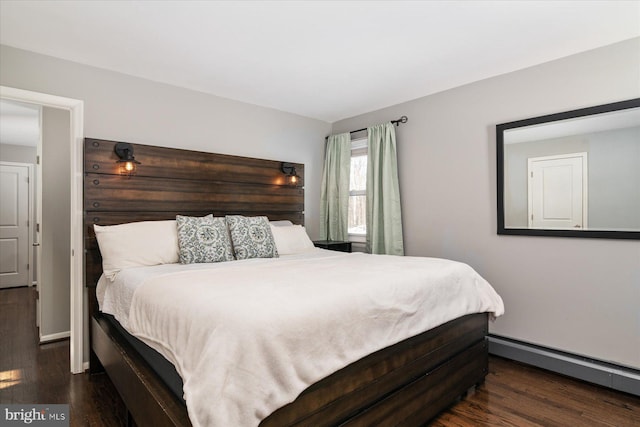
[[0, 161, 33, 289], [0, 86, 85, 374]]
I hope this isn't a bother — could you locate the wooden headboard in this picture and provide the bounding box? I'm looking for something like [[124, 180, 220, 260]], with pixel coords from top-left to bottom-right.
[[84, 138, 304, 316]]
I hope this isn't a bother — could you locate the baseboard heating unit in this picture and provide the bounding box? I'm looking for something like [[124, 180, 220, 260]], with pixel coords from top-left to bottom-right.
[[488, 335, 640, 396]]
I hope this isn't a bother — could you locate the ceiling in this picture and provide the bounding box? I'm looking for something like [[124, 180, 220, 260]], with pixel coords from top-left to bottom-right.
[[0, 1, 638, 123]]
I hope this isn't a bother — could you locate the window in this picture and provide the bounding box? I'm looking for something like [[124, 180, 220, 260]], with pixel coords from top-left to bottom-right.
[[348, 138, 367, 240]]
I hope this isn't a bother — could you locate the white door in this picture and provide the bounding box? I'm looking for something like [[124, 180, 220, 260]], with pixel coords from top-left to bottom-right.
[[528, 153, 588, 230], [0, 162, 30, 288]]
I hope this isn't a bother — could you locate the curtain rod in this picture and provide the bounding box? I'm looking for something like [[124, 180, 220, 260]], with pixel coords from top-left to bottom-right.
[[325, 116, 408, 140]]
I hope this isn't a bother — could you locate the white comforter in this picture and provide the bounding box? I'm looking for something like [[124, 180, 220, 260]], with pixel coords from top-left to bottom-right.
[[98, 249, 504, 427]]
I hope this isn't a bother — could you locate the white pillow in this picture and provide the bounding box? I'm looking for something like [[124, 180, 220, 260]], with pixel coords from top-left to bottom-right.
[[94, 220, 179, 280], [269, 220, 294, 227], [269, 224, 315, 255]]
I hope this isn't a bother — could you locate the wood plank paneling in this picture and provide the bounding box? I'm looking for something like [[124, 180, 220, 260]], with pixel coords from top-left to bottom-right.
[[84, 138, 305, 292], [85, 138, 304, 186], [85, 173, 303, 213]]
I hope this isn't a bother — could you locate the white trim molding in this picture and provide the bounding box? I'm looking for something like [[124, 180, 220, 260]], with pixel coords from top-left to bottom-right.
[[1, 86, 85, 374], [40, 330, 71, 343]]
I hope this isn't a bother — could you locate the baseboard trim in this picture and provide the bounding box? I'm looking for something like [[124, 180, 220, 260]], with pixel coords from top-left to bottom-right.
[[40, 330, 70, 343], [488, 335, 640, 396]]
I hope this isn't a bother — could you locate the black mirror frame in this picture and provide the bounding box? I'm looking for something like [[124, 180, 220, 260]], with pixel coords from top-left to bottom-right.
[[497, 98, 640, 240]]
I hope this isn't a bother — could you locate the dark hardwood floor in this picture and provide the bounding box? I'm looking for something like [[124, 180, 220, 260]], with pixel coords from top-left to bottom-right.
[[2, 286, 639, 426]]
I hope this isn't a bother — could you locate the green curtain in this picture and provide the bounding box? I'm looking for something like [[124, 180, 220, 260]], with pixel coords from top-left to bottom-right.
[[366, 123, 404, 255], [319, 132, 351, 240]]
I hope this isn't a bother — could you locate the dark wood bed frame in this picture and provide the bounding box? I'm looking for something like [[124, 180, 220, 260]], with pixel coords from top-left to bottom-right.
[[84, 138, 489, 426]]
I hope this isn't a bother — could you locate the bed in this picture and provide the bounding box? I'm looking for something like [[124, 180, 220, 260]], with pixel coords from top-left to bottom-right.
[[84, 138, 504, 426]]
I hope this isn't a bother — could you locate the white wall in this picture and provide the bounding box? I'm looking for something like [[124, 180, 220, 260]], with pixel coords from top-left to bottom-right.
[[40, 107, 71, 338], [331, 38, 640, 369]]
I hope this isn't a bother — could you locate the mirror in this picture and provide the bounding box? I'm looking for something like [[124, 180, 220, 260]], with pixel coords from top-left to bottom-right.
[[497, 98, 640, 239]]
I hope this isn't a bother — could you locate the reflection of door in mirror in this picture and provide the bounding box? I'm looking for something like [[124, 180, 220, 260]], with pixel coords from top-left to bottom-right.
[[528, 153, 587, 230]]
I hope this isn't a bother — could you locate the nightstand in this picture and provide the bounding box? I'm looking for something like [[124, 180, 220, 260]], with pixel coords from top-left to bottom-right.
[[313, 240, 352, 253]]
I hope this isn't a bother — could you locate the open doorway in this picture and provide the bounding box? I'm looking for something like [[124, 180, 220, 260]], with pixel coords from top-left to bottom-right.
[[1, 100, 71, 341], [1, 86, 84, 374]]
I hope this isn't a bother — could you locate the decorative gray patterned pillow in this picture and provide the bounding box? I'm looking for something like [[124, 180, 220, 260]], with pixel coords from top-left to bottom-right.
[[225, 215, 278, 260], [176, 215, 234, 264]]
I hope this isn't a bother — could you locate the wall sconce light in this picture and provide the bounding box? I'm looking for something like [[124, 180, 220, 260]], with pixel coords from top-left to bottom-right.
[[281, 162, 299, 186], [114, 142, 141, 176]]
